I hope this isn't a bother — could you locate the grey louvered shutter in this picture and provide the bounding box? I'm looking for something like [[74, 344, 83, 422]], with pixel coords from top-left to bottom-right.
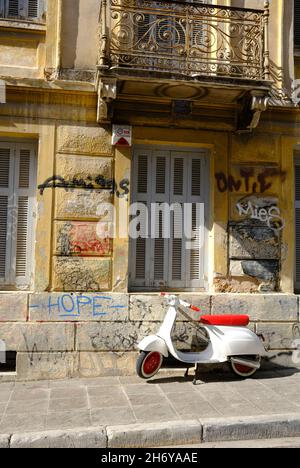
[[6, 0, 41, 19], [28, 0, 38, 18], [7, 0, 19, 17], [130, 150, 151, 288], [0, 143, 36, 288], [151, 151, 169, 288], [295, 163, 300, 290], [169, 153, 206, 289], [130, 147, 207, 291], [187, 156, 205, 288], [295, 0, 300, 47], [13, 144, 36, 288], [169, 155, 186, 288], [0, 145, 13, 284]]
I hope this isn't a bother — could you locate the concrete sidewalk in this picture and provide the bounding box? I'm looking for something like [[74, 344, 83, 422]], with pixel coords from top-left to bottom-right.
[[1, 368, 300, 447]]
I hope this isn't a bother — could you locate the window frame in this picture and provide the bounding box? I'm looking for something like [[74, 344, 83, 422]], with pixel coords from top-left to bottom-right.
[[0, 141, 37, 291], [0, 0, 45, 22], [129, 145, 209, 292]]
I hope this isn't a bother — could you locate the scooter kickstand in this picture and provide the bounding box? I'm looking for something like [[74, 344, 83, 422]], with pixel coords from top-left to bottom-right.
[[193, 365, 204, 386], [184, 367, 189, 379]]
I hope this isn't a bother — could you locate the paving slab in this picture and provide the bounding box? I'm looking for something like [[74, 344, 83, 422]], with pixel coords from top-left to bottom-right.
[[45, 410, 92, 431]]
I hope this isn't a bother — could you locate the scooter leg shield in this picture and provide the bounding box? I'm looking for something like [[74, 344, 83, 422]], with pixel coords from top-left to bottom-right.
[[138, 335, 169, 358]]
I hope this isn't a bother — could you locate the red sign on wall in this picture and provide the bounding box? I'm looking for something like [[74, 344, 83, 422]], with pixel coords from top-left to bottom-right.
[[112, 125, 132, 147]]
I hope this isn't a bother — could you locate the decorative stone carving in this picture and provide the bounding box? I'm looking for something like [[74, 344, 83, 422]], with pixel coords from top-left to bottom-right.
[[96, 77, 117, 123], [237, 91, 269, 133]]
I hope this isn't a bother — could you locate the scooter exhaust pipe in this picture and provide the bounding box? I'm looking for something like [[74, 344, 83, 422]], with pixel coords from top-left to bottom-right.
[[230, 357, 261, 370]]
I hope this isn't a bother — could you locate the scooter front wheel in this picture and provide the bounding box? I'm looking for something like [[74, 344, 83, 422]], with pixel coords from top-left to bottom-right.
[[136, 351, 164, 380]]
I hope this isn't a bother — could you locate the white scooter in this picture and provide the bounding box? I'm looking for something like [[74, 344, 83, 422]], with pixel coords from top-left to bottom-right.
[[137, 294, 267, 384]]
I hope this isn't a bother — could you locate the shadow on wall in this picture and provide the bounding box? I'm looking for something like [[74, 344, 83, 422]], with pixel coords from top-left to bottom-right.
[[231, 0, 294, 98], [61, 0, 80, 69]]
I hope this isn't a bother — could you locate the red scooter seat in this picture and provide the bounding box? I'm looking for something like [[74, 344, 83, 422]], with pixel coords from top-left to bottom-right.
[[200, 315, 250, 327]]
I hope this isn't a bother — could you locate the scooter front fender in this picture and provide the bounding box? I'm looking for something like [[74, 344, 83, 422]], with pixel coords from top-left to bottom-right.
[[138, 335, 169, 358]]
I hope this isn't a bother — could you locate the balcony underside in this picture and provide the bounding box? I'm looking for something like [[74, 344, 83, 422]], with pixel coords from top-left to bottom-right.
[[113, 71, 270, 103], [97, 70, 271, 132], [98, 0, 272, 131]]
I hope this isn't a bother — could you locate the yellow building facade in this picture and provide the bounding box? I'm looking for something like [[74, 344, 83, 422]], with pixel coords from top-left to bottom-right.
[[0, 0, 299, 380]]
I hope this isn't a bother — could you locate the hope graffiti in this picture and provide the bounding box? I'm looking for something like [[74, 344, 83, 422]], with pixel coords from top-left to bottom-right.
[[30, 294, 126, 319]]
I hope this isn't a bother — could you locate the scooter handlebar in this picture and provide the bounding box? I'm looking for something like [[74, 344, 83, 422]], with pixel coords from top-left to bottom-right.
[[160, 293, 202, 313]]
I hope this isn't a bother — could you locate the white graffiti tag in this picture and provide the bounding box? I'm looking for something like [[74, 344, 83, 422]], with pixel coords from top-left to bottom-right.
[[236, 198, 285, 233]]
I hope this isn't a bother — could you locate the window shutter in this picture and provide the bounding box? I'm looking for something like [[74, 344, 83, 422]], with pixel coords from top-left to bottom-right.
[[130, 148, 207, 291], [0, 147, 12, 282], [190, 158, 202, 281], [295, 164, 300, 289], [0, 196, 8, 278], [188, 156, 206, 287], [152, 153, 169, 286], [6, 0, 41, 19], [296, 163, 300, 201], [13, 146, 36, 288], [130, 151, 151, 288], [0, 143, 36, 289], [28, 0, 38, 18], [295, 0, 300, 47], [7, 0, 19, 17], [170, 155, 187, 288], [16, 196, 29, 277], [296, 209, 300, 285]]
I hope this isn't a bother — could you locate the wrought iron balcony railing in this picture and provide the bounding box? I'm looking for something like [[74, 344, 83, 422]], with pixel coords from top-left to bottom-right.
[[99, 0, 270, 82]]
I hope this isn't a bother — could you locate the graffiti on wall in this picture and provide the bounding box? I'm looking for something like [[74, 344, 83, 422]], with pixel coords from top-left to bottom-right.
[[30, 294, 126, 319], [215, 167, 287, 194], [57, 222, 111, 256], [236, 196, 285, 233], [38, 175, 130, 199]]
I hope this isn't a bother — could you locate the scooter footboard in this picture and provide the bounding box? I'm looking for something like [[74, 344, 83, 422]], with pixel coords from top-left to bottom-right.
[[138, 335, 169, 358]]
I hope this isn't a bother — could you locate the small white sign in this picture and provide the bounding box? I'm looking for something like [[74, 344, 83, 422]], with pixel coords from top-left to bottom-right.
[[0, 340, 6, 364], [112, 125, 132, 147]]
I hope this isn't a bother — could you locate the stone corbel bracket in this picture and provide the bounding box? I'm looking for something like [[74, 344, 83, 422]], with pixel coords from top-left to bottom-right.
[[96, 76, 117, 124], [236, 91, 269, 133]]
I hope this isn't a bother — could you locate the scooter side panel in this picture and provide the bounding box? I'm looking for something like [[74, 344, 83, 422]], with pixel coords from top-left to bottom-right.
[[213, 326, 267, 357], [137, 335, 169, 358]]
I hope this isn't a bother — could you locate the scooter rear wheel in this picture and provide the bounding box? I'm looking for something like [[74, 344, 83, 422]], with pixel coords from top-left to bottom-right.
[[137, 351, 163, 379], [230, 356, 261, 379]]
